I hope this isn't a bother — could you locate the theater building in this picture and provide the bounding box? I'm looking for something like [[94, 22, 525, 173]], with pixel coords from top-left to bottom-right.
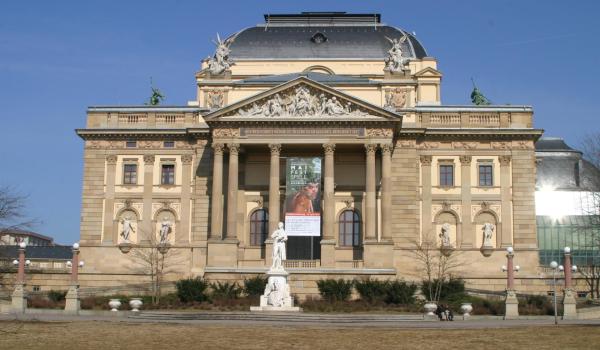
[[76, 12, 544, 296]]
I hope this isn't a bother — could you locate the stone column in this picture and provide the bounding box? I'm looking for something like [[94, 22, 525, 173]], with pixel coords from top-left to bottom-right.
[[11, 244, 26, 313], [321, 143, 336, 267], [210, 143, 225, 239], [268, 144, 281, 234], [420, 155, 433, 241], [381, 143, 393, 240], [103, 155, 117, 244], [504, 250, 519, 319], [459, 155, 472, 248], [142, 155, 155, 243], [226, 143, 240, 241], [365, 144, 378, 241], [178, 154, 193, 243], [65, 245, 80, 314], [499, 156, 513, 247], [562, 249, 577, 319]]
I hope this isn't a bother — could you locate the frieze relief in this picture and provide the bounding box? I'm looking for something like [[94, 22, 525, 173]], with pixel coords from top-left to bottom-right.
[[227, 83, 374, 118], [418, 141, 440, 149], [513, 140, 534, 150], [384, 88, 410, 110], [452, 141, 478, 150], [366, 128, 394, 137], [397, 140, 416, 148], [491, 141, 511, 150], [212, 128, 240, 138]]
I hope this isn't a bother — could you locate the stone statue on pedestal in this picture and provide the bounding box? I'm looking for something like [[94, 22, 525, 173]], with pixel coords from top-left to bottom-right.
[[482, 223, 494, 247], [120, 216, 135, 242], [159, 218, 172, 244], [271, 222, 287, 270], [439, 223, 451, 247]]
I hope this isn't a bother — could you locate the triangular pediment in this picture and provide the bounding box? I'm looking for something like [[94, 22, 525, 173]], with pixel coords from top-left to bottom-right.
[[204, 77, 401, 121], [414, 67, 442, 78]]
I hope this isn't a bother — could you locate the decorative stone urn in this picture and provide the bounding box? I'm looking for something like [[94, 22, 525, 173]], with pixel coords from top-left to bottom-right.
[[118, 243, 133, 254], [108, 299, 121, 312], [480, 245, 494, 257], [129, 298, 143, 312], [424, 301, 437, 317], [460, 302, 473, 318]]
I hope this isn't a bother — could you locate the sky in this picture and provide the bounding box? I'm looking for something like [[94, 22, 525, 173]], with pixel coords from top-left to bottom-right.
[[1, 0, 599, 244]]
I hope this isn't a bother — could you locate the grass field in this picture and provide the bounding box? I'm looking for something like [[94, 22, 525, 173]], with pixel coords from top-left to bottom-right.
[[1, 321, 599, 350]]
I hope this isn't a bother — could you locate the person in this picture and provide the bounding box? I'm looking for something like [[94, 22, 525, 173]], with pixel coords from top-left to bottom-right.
[[444, 304, 454, 321], [271, 222, 287, 270], [289, 182, 319, 213], [435, 304, 444, 321]]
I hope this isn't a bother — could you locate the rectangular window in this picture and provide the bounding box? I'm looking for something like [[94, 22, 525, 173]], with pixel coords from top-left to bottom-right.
[[33, 285, 41, 292], [163, 141, 175, 148], [439, 164, 454, 187], [161, 164, 175, 185], [125, 141, 137, 148], [123, 164, 138, 185], [479, 164, 493, 186]]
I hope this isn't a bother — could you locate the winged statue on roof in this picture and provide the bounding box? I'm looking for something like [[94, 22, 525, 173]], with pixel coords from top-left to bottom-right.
[[206, 33, 235, 75], [384, 34, 409, 72]]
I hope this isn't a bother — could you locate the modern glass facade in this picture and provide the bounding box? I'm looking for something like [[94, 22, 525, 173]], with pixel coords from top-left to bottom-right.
[[537, 215, 600, 266]]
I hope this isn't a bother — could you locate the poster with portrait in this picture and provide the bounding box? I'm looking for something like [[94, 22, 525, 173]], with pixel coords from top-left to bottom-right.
[[284, 157, 322, 237]]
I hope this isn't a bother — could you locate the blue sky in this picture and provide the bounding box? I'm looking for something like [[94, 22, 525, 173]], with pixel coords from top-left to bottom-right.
[[1, 1, 599, 244]]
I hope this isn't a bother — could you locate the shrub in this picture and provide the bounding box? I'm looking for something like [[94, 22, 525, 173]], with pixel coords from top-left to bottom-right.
[[243, 276, 268, 297], [385, 280, 418, 305], [47, 290, 67, 303], [176, 277, 210, 303], [354, 279, 388, 304], [420, 278, 465, 301], [210, 281, 242, 300], [316, 279, 353, 302], [519, 294, 555, 315]]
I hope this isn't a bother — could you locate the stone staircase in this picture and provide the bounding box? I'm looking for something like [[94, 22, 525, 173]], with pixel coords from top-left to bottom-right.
[[130, 311, 425, 323]]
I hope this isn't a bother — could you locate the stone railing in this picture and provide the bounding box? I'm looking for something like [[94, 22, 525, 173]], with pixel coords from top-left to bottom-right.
[[87, 107, 201, 129], [284, 260, 321, 269], [414, 109, 517, 128]]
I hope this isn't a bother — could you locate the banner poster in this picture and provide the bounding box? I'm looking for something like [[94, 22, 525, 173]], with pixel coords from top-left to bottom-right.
[[284, 157, 322, 237]]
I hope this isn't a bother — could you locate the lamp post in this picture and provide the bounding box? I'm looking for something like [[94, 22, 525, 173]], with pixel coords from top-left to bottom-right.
[[11, 242, 30, 313], [562, 247, 578, 319], [502, 247, 520, 319], [65, 243, 84, 314]]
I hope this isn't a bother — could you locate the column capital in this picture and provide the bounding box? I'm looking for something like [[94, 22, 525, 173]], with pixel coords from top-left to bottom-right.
[[181, 154, 193, 164], [228, 143, 240, 155], [459, 155, 472, 165], [499, 155, 511, 166], [143, 155, 155, 164], [420, 155, 432, 166], [365, 144, 378, 155], [268, 143, 282, 156], [323, 143, 336, 155], [381, 143, 394, 155], [106, 155, 118, 165], [212, 143, 225, 155]]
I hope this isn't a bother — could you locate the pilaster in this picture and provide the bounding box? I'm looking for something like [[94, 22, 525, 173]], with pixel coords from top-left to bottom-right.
[[460, 155, 472, 248], [103, 155, 117, 244]]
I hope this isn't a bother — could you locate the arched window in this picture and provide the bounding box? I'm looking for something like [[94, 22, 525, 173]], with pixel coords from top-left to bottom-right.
[[339, 210, 361, 247], [249, 209, 269, 246]]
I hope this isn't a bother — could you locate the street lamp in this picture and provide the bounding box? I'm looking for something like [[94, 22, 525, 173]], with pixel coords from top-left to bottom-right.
[[65, 242, 84, 314], [502, 247, 520, 319], [11, 241, 28, 313]]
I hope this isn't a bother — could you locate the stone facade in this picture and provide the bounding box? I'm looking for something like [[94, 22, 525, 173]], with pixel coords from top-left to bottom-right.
[[72, 12, 547, 297]]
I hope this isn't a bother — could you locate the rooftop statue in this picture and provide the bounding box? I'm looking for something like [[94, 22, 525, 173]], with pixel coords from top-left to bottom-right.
[[471, 79, 492, 105], [207, 33, 234, 75], [384, 35, 409, 72]]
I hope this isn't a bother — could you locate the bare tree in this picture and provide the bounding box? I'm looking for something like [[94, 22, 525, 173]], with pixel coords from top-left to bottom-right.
[[578, 133, 600, 299], [0, 186, 36, 239], [129, 230, 182, 305], [412, 236, 464, 303]]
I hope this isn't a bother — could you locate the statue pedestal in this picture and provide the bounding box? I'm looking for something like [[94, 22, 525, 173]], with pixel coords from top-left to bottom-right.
[[250, 268, 300, 312], [11, 283, 27, 314], [64, 284, 81, 315], [562, 289, 577, 320], [504, 289, 519, 319]]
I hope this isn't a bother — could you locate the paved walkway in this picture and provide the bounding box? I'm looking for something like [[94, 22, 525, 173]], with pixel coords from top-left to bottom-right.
[[2, 311, 600, 329]]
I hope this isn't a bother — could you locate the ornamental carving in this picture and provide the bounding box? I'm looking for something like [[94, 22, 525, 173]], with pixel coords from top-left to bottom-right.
[[86, 140, 103, 149], [514, 141, 534, 150], [471, 203, 501, 223], [176, 141, 193, 149], [384, 88, 409, 110], [268, 143, 282, 155], [453, 141, 478, 150], [152, 202, 181, 220], [381, 143, 394, 154], [384, 35, 409, 72], [212, 128, 240, 138], [206, 89, 225, 110], [206, 34, 234, 75], [181, 154, 193, 164], [419, 141, 440, 149], [231, 84, 372, 118], [140, 141, 162, 149], [398, 140, 416, 148], [365, 144, 378, 155], [212, 143, 225, 155], [491, 141, 511, 150], [323, 143, 336, 155], [106, 155, 118, 164], [143, 155, 155, 164], [459, 155, 472, 165], [228, 143, 240, 155], [499, 155, 511, 166], [366, 128, 394, 137], [432, 203, 462, 222], [420, 155, 432, 165]]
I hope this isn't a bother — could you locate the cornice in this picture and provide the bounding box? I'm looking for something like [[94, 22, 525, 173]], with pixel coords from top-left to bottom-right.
[[75, 128, 210, 140]]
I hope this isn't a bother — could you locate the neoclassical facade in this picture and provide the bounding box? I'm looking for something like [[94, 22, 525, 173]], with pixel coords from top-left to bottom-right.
[[76, 12, 543, 296]]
